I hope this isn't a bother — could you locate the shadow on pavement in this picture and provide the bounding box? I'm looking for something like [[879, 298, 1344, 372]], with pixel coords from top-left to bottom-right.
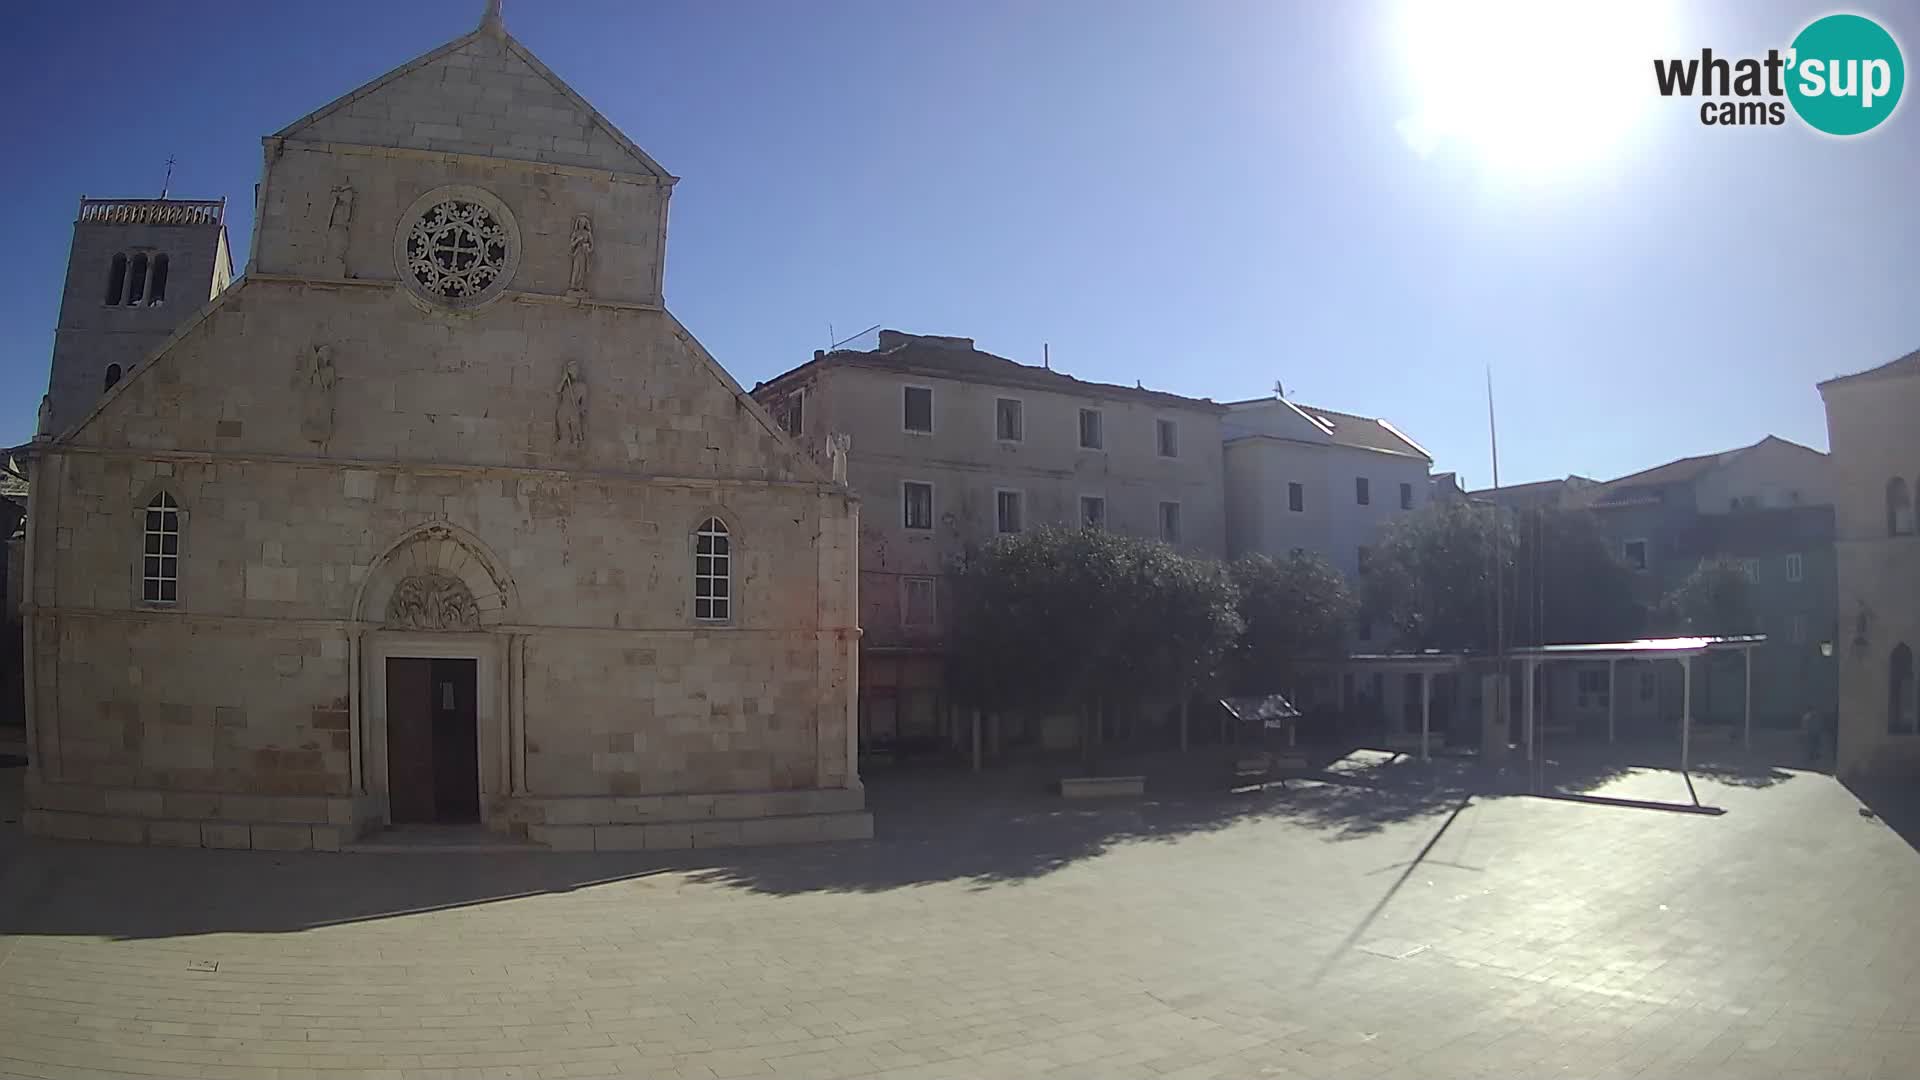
[[0, 740, 1816, 938]]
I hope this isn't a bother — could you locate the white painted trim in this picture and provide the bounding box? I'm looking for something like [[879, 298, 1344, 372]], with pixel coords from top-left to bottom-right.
[[1077, 406, 1105, 451], [994, 487, 1026, 534], [993, 395, 1025, 444], [1078, 492, 1107, 530], [901, 478, 936, 531], [902, 384, 935, 436]]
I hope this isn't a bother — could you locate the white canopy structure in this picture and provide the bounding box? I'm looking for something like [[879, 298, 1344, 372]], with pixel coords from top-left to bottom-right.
[[1508, 636, 1767, 771]]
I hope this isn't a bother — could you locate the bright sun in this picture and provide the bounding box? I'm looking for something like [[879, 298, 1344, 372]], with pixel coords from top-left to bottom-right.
[[1395, 0, 1673, 178]]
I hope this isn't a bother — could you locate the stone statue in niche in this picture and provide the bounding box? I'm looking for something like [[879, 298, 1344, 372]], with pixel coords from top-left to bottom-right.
[[297, 342, 338, 445], [324, 182, 355, 278], [35, 394, 52, 440], [828, 432, 851, 484], [386, 573, 481, 631], [567, 214, 594, 296], [555, 359, 587, 451]]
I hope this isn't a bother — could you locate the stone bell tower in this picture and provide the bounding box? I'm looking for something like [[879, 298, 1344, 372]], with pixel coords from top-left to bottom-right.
[[41, 196, 234, 435]]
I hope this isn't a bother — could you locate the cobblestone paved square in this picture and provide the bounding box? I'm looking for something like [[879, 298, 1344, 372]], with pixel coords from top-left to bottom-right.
[[3, 752, 1918, 1079]]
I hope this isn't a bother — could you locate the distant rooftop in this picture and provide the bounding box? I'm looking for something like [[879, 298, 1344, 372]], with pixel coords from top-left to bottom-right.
[[77, 197, 225, 227], [1222, 396, 1431, 461], [758, 329, 1225, 412]]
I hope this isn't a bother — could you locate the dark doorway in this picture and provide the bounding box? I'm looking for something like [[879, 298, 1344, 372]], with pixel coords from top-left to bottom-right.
[[385, 657, 479, 824]]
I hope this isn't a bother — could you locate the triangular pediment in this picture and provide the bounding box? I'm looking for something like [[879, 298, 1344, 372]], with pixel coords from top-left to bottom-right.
[[274, 26, 672, 179]]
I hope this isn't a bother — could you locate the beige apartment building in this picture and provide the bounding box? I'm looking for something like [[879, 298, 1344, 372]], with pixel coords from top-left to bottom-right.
[[753, 331, 1225, 752], [1820, 348, 1920, 779], [20, 5, 868, 851]]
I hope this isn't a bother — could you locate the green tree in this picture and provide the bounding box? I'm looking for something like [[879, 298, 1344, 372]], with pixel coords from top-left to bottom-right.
[[1226, 552, 1355, 693], [1509, 505, 1646, 646], [1657, 558, 1758, 636], [945, 527, 1242, 757], [1364, 499, 1511, 651], [1365, 501, 1646, 652]]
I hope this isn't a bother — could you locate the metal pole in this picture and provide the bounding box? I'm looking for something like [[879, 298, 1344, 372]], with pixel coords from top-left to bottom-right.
[[1608, 658, 1617, 745], [971, 708, 981, 773], [1743, 647, 1753, 750], [1682, 655, 1693, 773], [1420, 671, 1432, 762], [1523, 657, 1537, 761], [1179, 699, 1189, 753]]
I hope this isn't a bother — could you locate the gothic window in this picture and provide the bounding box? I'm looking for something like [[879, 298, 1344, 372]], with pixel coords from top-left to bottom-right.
[[694, 518, 730, 622], [105, 254, 127, 305], [1890, 643, 1916, 735], [126, 254, 148, 305], [1888, 477, 1913, 536], [149, 253, 169, 304], [142, 493, 180, 604], [398, 187, 520, 308], [103, 364, 122, 391]]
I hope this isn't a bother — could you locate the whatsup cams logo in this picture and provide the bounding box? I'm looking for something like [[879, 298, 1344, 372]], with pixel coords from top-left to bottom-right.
[[1654, 13, 1904, 134]]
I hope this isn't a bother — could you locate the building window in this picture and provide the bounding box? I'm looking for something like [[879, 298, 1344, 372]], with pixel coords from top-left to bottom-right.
[[103, 364, 122, 391], [1159, 501, 1181, 543], [1357, 545, 1372, 575], [1623, 539, 1648, 572], [901, 576, 936, 628], [693, 518, 730, 621], [1356, 618, 1372, 642], [1730, 494, 1761, 511], [105, 253, 128, 305], [1156, 418, 1178, 458], [149, 253, 169, 304], [995, 397, 1023, 442], [902, 386, 933, 433], [1080, 495, 1106, 529], [1890, 643, 1916, 735], [1078, 408, 1103, 450], [126, 253, 149, 305], [1739, 558, 1760, 584], [996, 489, 1024, 534], [1785, 552, 1803, 583], [1355, 477, 1370, 506], [401, 189, 519, 308], [1888, 477, 1913, 536], [902, 481, 933, 531], [776, 390, 803, 436], [1288, 482, 1304, 512], [1399, 482, 1413, 510], [1790, 614, 1807, 644], [142, 493, 180, 604]]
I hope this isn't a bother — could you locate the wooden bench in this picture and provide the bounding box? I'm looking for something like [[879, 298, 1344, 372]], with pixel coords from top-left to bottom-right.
[[1232, 751, 1310, 788], [1058, 776, 1145, 799]]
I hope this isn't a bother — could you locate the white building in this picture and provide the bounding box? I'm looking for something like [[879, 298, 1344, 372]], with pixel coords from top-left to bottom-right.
[[1222, 396, 1434, 581]]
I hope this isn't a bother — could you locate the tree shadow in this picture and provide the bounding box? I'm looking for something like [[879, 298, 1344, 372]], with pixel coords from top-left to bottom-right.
[[0, 739, 1816, 939]]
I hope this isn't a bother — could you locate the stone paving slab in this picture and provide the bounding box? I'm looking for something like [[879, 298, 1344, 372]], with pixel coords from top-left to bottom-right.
[[2, 758, 1917, 1079]]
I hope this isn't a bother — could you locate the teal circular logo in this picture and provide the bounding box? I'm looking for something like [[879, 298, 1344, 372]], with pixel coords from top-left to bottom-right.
[[1787, 14, 1904, 135]]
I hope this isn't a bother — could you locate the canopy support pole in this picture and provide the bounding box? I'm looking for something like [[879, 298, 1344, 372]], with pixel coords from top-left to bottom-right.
[[1682, 655, 1694, 773], [1420, 671, 1432, 763], [1608, 658, 1618, 744], [1744, 647, 1753, 750]]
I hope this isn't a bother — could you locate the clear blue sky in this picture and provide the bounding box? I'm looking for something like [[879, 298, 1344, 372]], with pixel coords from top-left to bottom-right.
[[2, 0, 1914, 486]]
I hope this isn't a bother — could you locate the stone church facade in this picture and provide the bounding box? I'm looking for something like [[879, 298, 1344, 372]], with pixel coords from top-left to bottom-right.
[[21, 6, 868, 850]]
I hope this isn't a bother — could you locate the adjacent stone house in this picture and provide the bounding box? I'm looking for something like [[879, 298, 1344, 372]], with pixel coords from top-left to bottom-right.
[[752, 331, 1226, 755], [1820, 349, 1920, 777], [21, 6, 867, 850]]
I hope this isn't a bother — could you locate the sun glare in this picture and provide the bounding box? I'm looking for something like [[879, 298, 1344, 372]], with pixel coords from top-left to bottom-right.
[[1396, 0, 1672, 178]]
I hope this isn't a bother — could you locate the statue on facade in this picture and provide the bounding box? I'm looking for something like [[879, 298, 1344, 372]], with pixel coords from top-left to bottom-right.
[[555, 359, 587, 451], [34, 394, 53, 440], [387, 573, 481, 631], [828, 432, 851, 484], [567, 214, 594, 296], [325, 182, 356, 277], [298, 342, 338, 445]]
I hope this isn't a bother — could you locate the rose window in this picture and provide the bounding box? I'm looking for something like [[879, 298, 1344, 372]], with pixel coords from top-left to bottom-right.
[[406, 200, 511, 300], [392, 186, 519, 309]]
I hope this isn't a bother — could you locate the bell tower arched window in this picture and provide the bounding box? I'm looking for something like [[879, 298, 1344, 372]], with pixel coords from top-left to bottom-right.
[[1888, 477, 1913, 536], [126, 253, 149, 306], [149, 253, 169, 304], [694, 518, 730, 622], [105, 254, 128, 305], [103, 364, 122, 391]]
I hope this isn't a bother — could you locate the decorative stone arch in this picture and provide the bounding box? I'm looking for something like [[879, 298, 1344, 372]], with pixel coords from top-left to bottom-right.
[[354, 521, 517, 631]]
